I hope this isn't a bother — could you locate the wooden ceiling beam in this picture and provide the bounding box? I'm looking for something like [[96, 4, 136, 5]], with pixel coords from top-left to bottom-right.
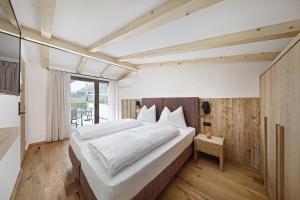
[[136, 52, 279, 68], [41, 46, 49, 68], [40, 0, 56, 69], [0, 0, 18, 28], [88, 0, 222, 52], [117, 70, 131, 81], [40, 0, 56, 39], [76, 57, 87, 73], [0, 18, 138, 71], [119, 19, 300, 61], [99, 64, 111, 77], [0, 17, 18, 36]]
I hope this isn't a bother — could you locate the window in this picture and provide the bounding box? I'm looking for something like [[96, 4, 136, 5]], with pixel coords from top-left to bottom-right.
[[70, 76, 109, 127], [99, 82, 109, 122]]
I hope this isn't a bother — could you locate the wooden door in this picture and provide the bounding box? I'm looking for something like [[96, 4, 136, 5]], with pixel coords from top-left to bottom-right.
[[20, 61, 26, 163]]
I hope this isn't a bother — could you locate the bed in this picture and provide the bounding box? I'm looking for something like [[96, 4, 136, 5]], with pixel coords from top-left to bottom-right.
[[69, 97, 200, 200]]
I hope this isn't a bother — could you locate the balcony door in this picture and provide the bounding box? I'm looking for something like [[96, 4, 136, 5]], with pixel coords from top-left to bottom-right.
[[70, 76, 109, 128]]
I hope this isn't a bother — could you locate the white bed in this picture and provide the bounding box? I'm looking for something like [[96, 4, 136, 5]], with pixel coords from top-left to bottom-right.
[[70, 123, 195, 200]]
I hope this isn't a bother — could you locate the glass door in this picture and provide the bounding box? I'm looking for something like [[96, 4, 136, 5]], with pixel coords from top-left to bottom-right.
[[70, 76, 109, 128], [70, 79, 95, 127]]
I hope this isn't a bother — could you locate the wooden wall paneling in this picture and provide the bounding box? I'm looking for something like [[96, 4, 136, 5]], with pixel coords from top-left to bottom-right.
[[266, 65, 277, 200], [259, 74, 267, 188], [275, 124, 280, 200], [263, 117, 268, 190], [267, 44, 287, 200], [249, 99, 261, 169], [200, 98, 260, 169], [260, 36, 300, 200], [281, 39, 300, 200], [123, 99, 129, 118], [130, 99, 136, 119], [121, 100, 125, 118], [121, 99, 137, 119], [277, 126, 284, 200], [228, 99, 240, 165]]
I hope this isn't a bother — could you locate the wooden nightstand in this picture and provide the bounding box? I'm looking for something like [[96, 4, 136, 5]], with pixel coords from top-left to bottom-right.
[[194, 133, 224, 171]]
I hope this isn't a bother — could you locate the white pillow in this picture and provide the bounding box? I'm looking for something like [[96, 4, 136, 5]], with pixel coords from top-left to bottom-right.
[[137, 105, 156, 123], [158, 107, 171, 123], [158, 106, 187, 128]]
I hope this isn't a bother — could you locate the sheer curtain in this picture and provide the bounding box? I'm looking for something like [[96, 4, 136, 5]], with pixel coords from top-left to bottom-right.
[[46, 70, 71, 142], [108, 80, 119, 120]]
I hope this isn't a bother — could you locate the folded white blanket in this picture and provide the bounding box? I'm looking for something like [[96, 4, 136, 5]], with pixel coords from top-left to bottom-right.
[[88, 123, 180, 176], [75, 119, 143, 140]]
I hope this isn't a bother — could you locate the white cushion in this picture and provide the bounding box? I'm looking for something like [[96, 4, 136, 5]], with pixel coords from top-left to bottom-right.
[[158, 106, 187, 128], [137, 105, 156, 123]]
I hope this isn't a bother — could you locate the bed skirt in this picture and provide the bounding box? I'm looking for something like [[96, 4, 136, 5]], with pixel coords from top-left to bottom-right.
[[68, 143, 193, 200]]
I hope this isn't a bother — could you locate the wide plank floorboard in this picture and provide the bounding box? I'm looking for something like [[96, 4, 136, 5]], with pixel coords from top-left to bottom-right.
[[14, 140, 268, 200]]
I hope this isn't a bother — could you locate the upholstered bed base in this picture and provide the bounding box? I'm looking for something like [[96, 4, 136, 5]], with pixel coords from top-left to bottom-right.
[[69, 144, 193, 200], [69, 146, 80, 181]]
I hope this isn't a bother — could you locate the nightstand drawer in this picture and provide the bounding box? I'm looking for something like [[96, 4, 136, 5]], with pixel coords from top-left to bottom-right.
[[195, 140, 220, 157]]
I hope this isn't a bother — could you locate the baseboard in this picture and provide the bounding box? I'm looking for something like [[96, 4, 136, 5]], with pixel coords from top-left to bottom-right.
[[27, 141, 47, 148], [10, 168, 22, 200], [28, 139, 69, 149]]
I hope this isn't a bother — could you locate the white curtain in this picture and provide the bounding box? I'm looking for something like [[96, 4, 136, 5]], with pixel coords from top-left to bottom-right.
[[46, 70, 71, 142], [108, 80, 119, 120]]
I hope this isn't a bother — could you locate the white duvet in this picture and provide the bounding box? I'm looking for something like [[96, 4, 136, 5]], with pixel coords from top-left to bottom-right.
[[88, 123, 180, 176], [75, 119, 142, 140]]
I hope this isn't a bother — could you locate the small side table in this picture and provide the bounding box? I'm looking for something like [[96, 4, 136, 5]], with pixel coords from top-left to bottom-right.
[[194, 133, 224, 171]]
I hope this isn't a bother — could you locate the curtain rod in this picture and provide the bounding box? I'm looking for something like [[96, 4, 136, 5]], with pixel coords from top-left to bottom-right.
[[47, 68, 115, 81]]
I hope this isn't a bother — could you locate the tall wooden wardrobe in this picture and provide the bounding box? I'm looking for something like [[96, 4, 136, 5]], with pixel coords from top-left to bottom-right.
[[260, 33, 300, 200]]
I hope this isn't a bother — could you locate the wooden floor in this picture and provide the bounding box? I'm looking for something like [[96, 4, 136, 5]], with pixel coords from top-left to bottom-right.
[[14, 140, 269, 200]]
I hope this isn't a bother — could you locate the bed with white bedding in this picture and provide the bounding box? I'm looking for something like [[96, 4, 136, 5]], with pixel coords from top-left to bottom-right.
[[70, 124, 195, 200], [69, 97, 200, 200]]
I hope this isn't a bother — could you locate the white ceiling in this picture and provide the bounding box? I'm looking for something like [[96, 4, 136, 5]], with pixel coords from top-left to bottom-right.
[[102, 0, 300, 59], [12, 0, 166, 47], [6, 0, 300, 78]]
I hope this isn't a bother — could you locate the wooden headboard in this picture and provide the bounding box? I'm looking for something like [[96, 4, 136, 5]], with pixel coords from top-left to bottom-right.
[[142, 97, 200, 133]]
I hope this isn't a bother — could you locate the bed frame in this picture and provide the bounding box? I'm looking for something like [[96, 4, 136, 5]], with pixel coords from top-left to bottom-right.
[[69, 97, 200, 200]]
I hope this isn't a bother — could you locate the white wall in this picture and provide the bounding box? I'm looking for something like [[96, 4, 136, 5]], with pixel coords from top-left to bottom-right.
[[0, 135, 20, 200], [0, 95, 20, 128], [0, 95, 20, 200], [25, 63, 48, 144], [119, 61, 269, 99], [23, 61, 269, 144]]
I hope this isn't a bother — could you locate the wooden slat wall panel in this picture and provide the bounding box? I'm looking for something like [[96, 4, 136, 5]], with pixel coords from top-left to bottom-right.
[[121, 99, 137, 119], [260, 38, 300, 200], [200, 98, 260, 169]]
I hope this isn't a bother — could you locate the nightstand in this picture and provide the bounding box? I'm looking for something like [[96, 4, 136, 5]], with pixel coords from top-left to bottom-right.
[[194, 133, 224, 171]]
